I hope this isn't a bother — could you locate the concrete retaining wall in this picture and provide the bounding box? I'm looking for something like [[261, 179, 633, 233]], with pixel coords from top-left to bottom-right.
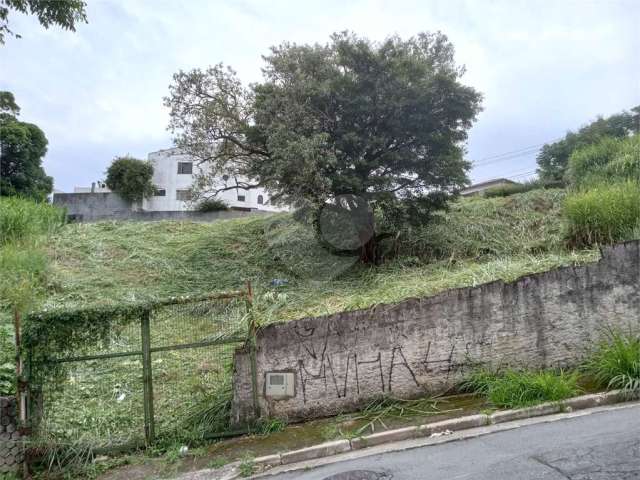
[[232, 241, 640, 424], [52, 192, 272, 222], [0, 397, 22, 474]]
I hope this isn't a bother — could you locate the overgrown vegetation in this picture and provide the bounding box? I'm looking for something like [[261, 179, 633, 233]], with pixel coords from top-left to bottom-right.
[[564, 181, 640, 247], [0, 196, 65, 246], [565, 134, 640, 188], [583, 329, 640, 396], [536, 105, 639, 183], [482, 179, 563, 198], [36, 189, 599, 325], [0, 325, 14, 395], [461, 368, 581, 408]]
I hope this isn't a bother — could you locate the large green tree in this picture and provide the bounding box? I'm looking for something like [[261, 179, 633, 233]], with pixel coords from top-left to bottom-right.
[[165, 32, 482, 262], [0, 92, 53, 201], [536, 106, 640, 183], [0, 0, 87, 44]]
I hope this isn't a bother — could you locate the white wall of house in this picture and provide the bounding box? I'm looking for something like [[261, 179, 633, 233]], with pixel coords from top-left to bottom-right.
[[141, 148, 287, 212]]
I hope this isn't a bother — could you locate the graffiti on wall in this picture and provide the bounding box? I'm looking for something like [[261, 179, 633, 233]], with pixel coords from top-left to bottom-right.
[[291, 318, 494, 403]]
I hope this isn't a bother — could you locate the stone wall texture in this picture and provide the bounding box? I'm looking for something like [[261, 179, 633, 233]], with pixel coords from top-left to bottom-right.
[[0, 396, 22, 474], [232, 241, 640, 424]]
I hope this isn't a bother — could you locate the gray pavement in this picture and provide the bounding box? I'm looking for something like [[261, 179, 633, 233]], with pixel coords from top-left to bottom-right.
[[265, 404, 640, 480]]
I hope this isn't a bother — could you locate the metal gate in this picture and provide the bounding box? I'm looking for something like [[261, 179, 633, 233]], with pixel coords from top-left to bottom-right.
[[26, 287, 257, 449]]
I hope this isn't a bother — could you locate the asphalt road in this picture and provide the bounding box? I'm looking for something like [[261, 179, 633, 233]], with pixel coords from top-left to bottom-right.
[[266, 404, 640, 480]]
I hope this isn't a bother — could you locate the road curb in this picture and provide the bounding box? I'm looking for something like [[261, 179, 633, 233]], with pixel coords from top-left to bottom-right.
[[197, 390, 631, 479]]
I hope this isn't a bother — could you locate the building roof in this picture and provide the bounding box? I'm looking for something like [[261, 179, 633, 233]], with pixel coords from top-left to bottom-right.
[[460, 178, 521, 196]]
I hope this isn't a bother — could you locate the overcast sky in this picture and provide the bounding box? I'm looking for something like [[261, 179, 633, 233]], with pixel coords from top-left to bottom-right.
[[1, 0, 639, 192]]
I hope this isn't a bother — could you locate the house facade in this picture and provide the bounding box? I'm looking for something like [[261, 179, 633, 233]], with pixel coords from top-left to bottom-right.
[[141, 148, 286, 212]]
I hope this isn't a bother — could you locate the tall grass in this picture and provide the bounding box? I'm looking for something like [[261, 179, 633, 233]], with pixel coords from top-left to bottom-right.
[[0, 197, 65, 246], [566, 134, 640, 188], [583, 330, 640, 396], [461, 369, 581, 408], [398, 189, 568, 259], [564, 181, 640, 247]]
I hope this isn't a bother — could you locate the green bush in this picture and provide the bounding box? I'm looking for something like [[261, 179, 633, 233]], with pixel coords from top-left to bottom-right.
[[462, 368, 581, 408], [196, 198, 229, 212], [481, 179, 561, 198], [0, 197, 65, 246], [566, 134, 640, 188], [564, 180, 640, 247], [583, 330, 640, 395]]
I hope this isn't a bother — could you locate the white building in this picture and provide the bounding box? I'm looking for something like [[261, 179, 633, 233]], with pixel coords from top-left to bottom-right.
[[72, 148, 287, 212], [142, 148, 285, 212]]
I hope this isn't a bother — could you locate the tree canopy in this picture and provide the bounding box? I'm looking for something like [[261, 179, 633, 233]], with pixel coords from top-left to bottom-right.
[[0, 0, 87, 44], [165, 32, 482, 262], [0, 91, 53, 201], [105, 156, 155, 203], [536, 106, 640, 183]]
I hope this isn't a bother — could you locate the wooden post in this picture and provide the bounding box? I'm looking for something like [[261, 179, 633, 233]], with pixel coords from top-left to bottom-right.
[[13, 308, 30, 478], [245, 281, 260, 420], [140, 309, 155, 445]]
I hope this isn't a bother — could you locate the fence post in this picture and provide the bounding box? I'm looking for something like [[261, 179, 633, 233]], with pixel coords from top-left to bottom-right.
[[245, 281, 260, 420], [141, 309, 155, 445]]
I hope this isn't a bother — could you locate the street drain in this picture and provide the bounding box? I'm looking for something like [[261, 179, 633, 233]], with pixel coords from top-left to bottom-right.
[[322, 471, 392, 480]]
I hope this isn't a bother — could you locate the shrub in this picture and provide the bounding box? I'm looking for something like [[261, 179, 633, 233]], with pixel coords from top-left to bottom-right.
[[0, 197, 65, 246], [196, 198, 229, 212], [583, 329, 640, 395], [564, 180, 640, 247], [482, 179, 558, 198], [105, 156, 155, 203], [462, 368, 581, 408], [566, 134, 640, 188]]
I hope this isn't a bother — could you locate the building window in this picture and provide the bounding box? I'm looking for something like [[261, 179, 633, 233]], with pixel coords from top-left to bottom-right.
[[257, 195, 264, 205], [177, 162, 193, 174], [154, 187, 166, 197], [176, 189, 192, 201], [237, 194, 246, 202]]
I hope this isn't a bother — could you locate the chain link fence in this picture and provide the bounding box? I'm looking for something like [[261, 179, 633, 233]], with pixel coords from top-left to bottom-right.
[[26, 289, 255, 450]]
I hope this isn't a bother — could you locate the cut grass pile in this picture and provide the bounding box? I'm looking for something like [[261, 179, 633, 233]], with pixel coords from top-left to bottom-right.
[[38, 189, 598, 324]]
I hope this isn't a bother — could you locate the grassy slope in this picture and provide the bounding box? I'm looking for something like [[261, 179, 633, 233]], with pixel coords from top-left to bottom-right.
[[44, 189, 598, 322]]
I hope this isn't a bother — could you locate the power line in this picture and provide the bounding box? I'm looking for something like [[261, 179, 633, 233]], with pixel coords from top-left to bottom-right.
[[470, 114, 640, 168]]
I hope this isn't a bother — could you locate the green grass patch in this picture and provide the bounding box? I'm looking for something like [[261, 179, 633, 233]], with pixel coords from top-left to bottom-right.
[[462, 369, 581, 409], [564, 181, 640, 247], [583, 329, 640, 395], [0, 196, 65, 247]]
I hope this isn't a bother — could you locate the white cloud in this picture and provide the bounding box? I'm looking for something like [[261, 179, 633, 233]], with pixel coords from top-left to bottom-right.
[[0, 0, 638, 190]]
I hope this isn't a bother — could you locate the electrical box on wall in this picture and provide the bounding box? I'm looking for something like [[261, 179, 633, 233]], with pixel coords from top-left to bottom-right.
[[265, 372, 295, 399]]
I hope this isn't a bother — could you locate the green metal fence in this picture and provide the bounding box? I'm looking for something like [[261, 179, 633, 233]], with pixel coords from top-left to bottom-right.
[[26, 288, 257, 449]]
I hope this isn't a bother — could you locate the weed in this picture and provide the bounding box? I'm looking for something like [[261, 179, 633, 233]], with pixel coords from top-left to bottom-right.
[[238, 454, 255, 477], [207, 456, 229, 469], [462, 369, 581, 408], [254, 417, 287, 436], [583, 329, 640, 396]]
